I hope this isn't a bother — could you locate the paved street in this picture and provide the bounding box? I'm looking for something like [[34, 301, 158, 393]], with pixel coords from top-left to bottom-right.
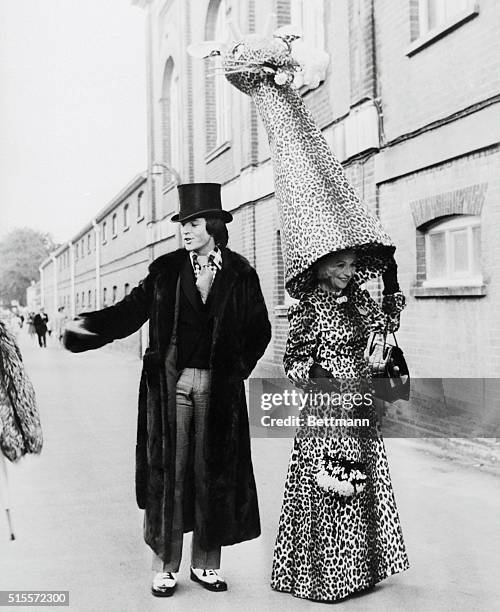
[[1, 332, 499, 612]]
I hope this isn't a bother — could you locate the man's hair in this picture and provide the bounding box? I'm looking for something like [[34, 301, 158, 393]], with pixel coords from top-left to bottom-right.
[[205, 216, 229, 247]]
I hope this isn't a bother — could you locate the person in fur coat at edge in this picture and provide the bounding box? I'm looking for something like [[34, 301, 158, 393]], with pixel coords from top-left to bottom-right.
[[63, 183, 271, 598]]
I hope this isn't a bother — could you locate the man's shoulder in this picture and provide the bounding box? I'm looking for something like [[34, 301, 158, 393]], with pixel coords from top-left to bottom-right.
[[148, 248, 187, 275], [223, 248, 256, 277]]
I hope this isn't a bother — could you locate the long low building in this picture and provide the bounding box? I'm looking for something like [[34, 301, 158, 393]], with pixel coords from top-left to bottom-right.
[[38, 173, 152, 355]]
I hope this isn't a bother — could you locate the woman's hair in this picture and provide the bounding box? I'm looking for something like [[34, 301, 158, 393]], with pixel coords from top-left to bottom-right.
[[312, 249, 357, 279], [205, 216, 229, 247]]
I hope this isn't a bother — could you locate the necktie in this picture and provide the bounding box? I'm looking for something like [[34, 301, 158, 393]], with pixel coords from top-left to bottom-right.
[[194, 254, 215, 304]]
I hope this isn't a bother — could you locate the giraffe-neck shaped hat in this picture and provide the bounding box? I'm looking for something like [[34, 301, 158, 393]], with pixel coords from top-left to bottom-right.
[[189, 22, 395, 298]]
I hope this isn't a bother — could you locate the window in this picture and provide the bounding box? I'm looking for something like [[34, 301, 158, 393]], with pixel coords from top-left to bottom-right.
[[291, 0, 325, 49], [87, 234, 91, 254], [214, 0, 231, 146], [170, 68, 181, 172], [88, 290, 92, 307], [102, 221, 107, 243], [76, 293, 79, 308], [124, 283, 130, 296], [112, 213, 117, 237], [112, 285, 118, 304], [123, 203, 129, 229], [424, 215, 481, 287], [81, 291, 85, 306], [161, 58, 182, 182], [137, 191, 144, 219], [103, 288, 107, 307], [417, 0, 471, 36]]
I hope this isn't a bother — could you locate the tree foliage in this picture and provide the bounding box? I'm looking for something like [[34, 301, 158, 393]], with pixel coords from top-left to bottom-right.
[[0, 228, 59, 306]]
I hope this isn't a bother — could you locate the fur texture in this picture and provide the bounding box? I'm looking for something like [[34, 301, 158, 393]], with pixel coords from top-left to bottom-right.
[[0, 321, 43, 462], [64, 247, 272, 562]]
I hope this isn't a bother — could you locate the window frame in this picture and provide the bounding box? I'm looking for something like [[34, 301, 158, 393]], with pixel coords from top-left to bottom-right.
[[213, 0, 231, 147], [137, 191, 144, 221], [291, 0, 326, 50], [169, 66, 182, 176], [407, 0, 479, 56], [123, 203, 130, 230], [423, 215, 482, 288]]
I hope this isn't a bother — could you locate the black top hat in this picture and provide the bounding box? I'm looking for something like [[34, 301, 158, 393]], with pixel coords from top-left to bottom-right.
[[171, 183, 233, 223]]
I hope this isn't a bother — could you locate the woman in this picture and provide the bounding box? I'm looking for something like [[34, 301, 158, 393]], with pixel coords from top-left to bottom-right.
[[271, 248, 409, 602]]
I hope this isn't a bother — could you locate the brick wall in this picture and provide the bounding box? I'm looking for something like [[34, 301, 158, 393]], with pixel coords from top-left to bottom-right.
[[378, 146, 500, 378], [375, 0, 500, 141], [348, 0, 375, 105]]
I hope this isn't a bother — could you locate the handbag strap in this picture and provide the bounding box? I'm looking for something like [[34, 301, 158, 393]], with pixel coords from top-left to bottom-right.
[[382, 320, 399, 348]]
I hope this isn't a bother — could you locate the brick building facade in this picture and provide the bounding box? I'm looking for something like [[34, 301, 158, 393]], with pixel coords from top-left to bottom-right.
[[39, 0, 500, 437]]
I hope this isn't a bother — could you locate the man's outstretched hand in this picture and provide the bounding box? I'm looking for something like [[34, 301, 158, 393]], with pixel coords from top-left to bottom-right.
[[63, 319, 108, 353]]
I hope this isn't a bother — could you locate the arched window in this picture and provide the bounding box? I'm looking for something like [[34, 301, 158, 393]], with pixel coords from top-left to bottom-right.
[[423, 215, 481, 287], [112, 213, 117, 237], [137, 191, 144, 219], [112, 285, 118, 304], [102, 221, 107, 244], [103, 287, 107, 307], [161, 58, 181, 183], [124, 283, 130, 296], [205, 0, 231, 152], [87, 234, 91, 254], [123, 203, 129, 229], [88, 290, 92, 307], [291, 0, 325, 49]]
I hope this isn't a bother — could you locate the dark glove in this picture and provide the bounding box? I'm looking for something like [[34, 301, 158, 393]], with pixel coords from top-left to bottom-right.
[[382, 256, 400, 295], [309, 363, 339, 392], [63, 318, 109, 353]]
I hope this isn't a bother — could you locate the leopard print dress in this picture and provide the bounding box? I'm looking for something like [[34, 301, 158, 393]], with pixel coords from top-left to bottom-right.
[[271, 282, 409, 602]]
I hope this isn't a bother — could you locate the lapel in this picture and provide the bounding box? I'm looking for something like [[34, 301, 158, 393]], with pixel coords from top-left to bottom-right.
[[180, 255, 204, 313], [209, 248, 238, 335]]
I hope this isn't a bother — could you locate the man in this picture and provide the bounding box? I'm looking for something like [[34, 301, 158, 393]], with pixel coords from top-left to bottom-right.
[[54, 306, 69, 345], [33, 307, 49, 348], [64, 183, 271, 597]]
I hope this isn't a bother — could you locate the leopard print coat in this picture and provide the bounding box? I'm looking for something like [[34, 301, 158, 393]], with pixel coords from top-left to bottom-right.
[[271, 283, 409, 601], [0, 321, 43, 462]]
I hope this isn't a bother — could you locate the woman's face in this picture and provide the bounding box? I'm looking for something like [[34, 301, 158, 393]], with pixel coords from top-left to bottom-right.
[[315, 250, 357, 290]]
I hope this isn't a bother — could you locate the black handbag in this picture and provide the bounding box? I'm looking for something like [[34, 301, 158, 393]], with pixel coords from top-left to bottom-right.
[[364, 330, 410, 402]]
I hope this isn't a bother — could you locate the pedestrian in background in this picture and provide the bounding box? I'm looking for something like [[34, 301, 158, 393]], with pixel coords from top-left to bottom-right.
[[54, 306, 68, 345], [33, 308, 48, 348], [64, 183, 271, 598], [27, 313, 36, 341]]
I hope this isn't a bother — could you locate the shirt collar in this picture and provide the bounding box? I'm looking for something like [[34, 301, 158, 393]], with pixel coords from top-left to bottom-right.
[[190, 246, 222, 270]]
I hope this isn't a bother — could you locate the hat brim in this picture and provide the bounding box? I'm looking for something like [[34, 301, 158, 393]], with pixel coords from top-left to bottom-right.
[[171, 209, 233, 223]]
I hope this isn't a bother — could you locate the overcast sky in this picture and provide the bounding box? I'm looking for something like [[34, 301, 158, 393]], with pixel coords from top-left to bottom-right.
[[0, 0, 147, 244]]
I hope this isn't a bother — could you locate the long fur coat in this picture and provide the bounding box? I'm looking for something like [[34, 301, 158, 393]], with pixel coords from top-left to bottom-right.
[[0, 320, 43, 462], [64, 247, 272, 562]]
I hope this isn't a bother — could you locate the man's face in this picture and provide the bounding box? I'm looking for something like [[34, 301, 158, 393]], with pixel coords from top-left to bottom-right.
[[181, 217, 215, 254]]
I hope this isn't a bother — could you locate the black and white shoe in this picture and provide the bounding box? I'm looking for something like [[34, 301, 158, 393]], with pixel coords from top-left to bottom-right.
[[151, 571, 177, 597], [190, 568, 227, 592]]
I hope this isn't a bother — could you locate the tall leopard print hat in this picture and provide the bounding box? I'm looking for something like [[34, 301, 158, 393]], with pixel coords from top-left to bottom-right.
[[189, 24, 396, 298]]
